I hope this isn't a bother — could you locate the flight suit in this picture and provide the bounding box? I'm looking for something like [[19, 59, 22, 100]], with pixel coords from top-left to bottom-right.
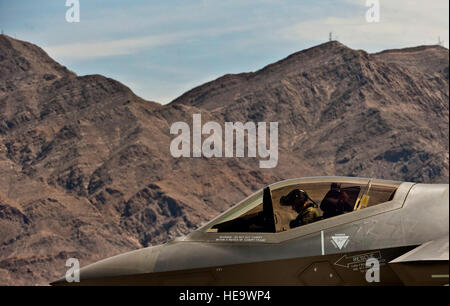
[[289, 203, 320, 228]]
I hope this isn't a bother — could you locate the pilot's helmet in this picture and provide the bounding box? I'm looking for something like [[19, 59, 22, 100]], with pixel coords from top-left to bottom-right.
[[280, 189, 308, 206]]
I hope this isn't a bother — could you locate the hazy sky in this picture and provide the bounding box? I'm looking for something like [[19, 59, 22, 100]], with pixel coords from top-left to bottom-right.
[[1, 0, 448, 103]]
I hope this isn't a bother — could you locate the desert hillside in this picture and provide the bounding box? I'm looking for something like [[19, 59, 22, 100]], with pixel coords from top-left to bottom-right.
[[0, 35, 448, 285]]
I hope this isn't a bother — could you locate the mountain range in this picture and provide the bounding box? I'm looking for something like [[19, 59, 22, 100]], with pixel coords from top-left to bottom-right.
[[0, 34, 448, 285]]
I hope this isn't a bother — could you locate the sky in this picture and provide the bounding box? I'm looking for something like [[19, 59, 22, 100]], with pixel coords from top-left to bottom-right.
[[0, 0, 448, 103]]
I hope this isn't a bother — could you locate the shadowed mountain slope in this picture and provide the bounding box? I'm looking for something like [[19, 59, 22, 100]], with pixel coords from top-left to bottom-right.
[[0, 35, 448, 284]]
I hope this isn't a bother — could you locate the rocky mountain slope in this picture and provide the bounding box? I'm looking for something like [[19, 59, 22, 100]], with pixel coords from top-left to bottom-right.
[[0, 35, 448, 285]]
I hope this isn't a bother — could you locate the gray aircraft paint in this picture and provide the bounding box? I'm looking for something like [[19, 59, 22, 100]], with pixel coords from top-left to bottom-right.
[[52, 177, 449, 284]]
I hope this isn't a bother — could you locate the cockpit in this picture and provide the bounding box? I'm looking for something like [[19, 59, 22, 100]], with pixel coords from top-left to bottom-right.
[[204, 177, 400, 233]]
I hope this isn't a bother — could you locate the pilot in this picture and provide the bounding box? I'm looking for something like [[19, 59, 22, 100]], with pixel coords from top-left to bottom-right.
[[320, 183, 353, 219], [280, 189, 319, 229]]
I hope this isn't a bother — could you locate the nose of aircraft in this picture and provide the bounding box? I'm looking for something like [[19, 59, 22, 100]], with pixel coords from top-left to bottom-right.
[[51, 245, 163, 285]]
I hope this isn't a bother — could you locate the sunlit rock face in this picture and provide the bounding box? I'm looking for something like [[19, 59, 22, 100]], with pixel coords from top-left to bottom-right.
[[0, 35, 448, 285]]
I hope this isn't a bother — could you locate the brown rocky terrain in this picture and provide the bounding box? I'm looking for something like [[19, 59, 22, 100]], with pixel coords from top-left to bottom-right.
[[0, 34, 448, 285]]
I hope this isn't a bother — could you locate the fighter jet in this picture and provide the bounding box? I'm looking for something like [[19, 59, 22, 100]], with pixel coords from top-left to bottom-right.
[[52, 176, 449, 286]]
